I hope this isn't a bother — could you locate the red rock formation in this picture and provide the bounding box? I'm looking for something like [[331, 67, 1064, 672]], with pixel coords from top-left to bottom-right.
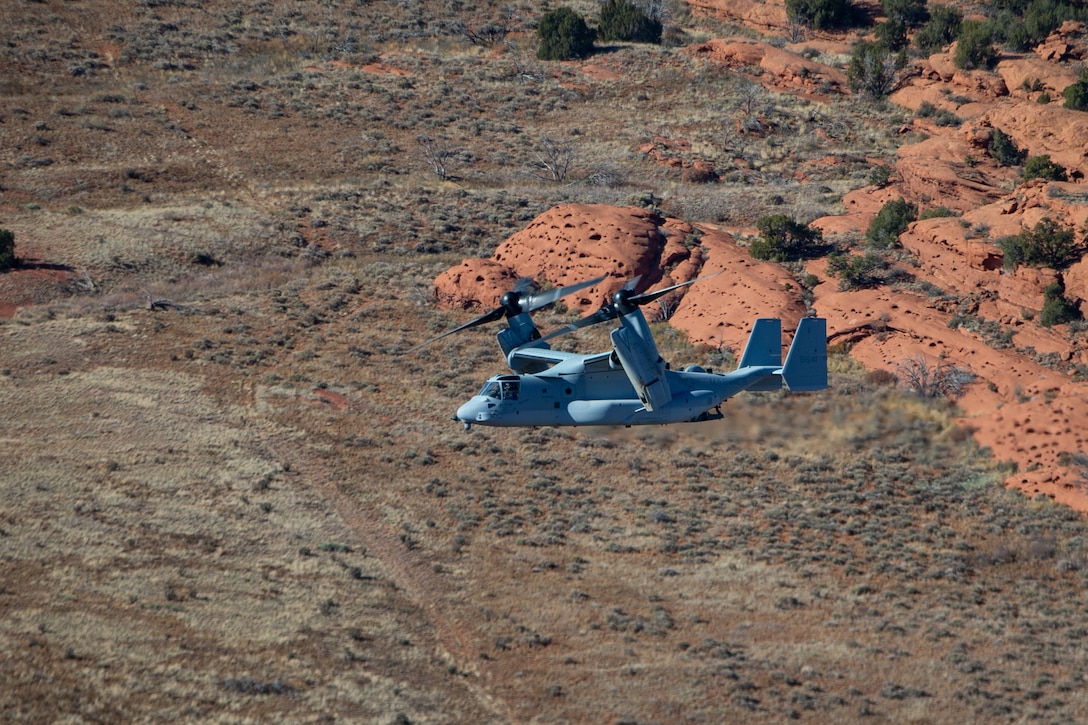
[[434, 20, 1088, 511]]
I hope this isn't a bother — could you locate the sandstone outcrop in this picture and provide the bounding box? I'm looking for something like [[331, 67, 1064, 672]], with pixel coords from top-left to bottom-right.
[[434, 19, 1088, 510]]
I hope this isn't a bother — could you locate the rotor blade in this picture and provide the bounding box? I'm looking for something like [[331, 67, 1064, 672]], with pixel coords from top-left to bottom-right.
[[627, 271, 722, 306], [520, 274, 607, 314], [402, 305, 505, 353], [541, 305, 618, 341]]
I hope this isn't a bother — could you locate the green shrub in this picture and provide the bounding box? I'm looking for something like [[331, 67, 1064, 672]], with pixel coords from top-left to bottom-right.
[[988, 128, 1026, 167], [749, 215, 827, 262], [848, 41, 906, 97], [598, 0, 662, 43], [870, 164, 892, 187], [874, 19, 909, 51], [828, 251, 888, 289], [1040, 282, 1082, 327], [785, 0, 863, 30], [998, 218, 1083, 270], [916, 101, 960, 125], [537, 7, 595, 61], [866, 198, 917, 249], [953, 20, 998, 70], [914, 4, 962, 55], [932, 108, 961, 126], [919, 206, 956, 220], [0, 229, 14, 271], [1001, 0, 1088, 53], [1062, 71, 1088, 111], [1023, 154, 1068, 182], [882, 0, 929, 26]]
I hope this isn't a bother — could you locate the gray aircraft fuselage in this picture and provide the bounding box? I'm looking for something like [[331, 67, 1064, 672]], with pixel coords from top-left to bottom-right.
[[455, 364, 779, 427]]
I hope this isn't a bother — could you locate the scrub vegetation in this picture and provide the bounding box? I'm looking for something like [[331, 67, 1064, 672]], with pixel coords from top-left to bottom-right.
[[1, 1, 1087, 723]]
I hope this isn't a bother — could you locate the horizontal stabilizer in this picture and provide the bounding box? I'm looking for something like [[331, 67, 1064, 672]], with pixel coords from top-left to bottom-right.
[[782, 317, 828, 392]]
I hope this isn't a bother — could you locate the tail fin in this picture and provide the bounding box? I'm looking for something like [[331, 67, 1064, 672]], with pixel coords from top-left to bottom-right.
[[738, 318, 782, 368], [782, 317, 828, 392], [737, 318, 782, 392]]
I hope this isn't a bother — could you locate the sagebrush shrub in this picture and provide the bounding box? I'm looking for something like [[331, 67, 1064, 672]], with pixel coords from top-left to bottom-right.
[[848, 41, 905, 97]]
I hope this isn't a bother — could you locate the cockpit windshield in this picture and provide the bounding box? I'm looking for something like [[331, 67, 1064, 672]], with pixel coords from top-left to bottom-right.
[[479, 379, 520, 400]]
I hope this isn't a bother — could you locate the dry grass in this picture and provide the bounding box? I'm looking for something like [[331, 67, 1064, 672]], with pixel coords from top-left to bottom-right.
[[2, 0, 1088, 722]]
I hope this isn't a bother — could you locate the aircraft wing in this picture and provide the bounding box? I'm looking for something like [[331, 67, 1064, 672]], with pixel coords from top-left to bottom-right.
[[508, 347, 610, 374]]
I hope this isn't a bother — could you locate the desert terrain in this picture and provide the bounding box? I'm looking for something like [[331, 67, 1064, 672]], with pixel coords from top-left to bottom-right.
[[2, 1, 1088, 723]]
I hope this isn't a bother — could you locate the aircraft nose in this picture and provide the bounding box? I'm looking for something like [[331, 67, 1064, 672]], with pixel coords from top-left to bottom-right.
[[456, 398, 491, 424]]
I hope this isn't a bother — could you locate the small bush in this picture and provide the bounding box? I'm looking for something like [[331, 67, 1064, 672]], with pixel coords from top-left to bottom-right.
[[998, 218, 1084, 270], [1002, 0, 1088, 53], [1040, 283, 1082, 327], [882, 0, 929, 27], [870, 164, 892, 187], [598, 0, 662, 44], [749, 215, 826, 262], [1023, 154, 1068, 182], [1062, 70, 1088, 111], [537, 7, 595, 61], [953, 20, 998, 71], [0, 229, 14, 271], [866, 198, 917, 249], [988, 128, 1026, 167], [919, 206, 956, 220], [914, 4, 962, 55], [915, 101, 959, 125], [848, 41, 906, 98], [898, 355, 975, 399], [785, 0, 864, 30], [828, 251, 888, 289], [874, 20, 909, 52]]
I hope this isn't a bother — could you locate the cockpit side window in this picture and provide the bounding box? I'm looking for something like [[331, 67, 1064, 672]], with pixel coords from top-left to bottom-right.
[[479, 380, 520, 400]]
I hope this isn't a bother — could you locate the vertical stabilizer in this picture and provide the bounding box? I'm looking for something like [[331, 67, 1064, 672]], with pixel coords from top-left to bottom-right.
[[782, 317, 828, 391], [738, 318, 782, 368]]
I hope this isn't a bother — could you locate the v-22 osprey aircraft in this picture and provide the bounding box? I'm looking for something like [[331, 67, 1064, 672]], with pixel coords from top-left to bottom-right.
[[409, 274, 828, 429]]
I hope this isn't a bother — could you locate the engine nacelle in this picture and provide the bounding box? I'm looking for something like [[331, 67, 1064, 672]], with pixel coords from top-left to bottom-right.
[[611, 325, 671, 411]]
